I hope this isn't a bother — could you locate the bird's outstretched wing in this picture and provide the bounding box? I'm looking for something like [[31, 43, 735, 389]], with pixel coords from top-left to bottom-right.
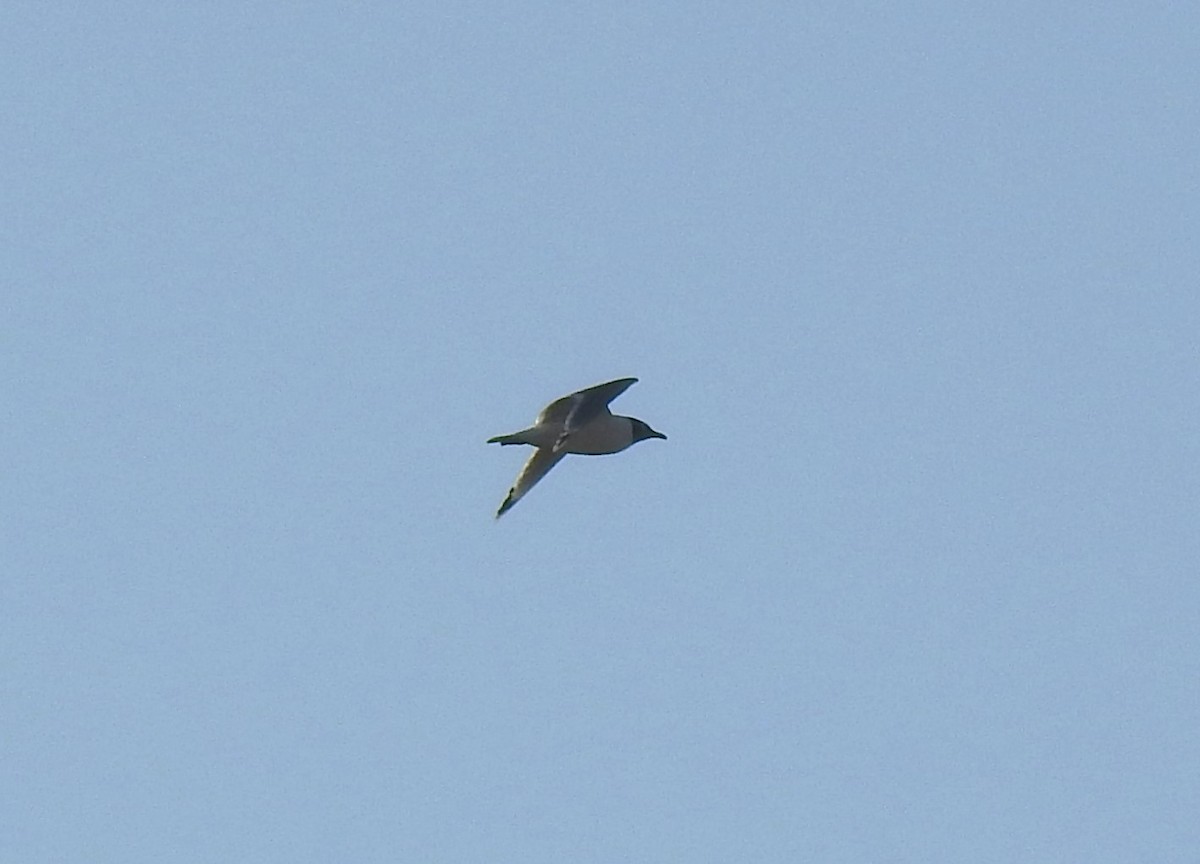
[[495, 447, 567, 518], [537, 377, 637, 425], [550, 377, 638, 452]]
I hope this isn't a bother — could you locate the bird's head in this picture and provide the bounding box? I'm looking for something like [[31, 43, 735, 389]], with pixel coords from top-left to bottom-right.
[[630, 418, 667, 443]]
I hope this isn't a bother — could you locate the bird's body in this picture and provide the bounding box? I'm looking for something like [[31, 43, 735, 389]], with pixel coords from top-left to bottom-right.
[[490, 411, 642, 454], [488, 377, 666, 517]]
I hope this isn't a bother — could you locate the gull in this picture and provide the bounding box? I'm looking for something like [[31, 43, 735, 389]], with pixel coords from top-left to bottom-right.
[[487, 377, 667, 518]]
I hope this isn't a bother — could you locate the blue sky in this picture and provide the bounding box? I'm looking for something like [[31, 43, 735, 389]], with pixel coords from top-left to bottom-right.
[[3, 3, 1198, 861]]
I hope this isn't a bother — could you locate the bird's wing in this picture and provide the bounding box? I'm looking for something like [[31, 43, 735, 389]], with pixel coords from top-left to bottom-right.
[[495, 447, 567, 518], [548, 378, 639, 452], [537, 377, 638, 426], [536, 394, 576, 425]]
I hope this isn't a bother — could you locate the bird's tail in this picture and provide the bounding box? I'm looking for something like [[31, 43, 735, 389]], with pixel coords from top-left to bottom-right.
[[487, 429, 533, 446]]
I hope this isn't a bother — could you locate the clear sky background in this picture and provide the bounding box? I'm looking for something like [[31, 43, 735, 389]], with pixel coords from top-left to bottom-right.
[[3, 3, 1198, 862]]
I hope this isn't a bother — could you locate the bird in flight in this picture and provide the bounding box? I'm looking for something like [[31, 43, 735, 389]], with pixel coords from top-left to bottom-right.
[[487, 377, 666, 518]]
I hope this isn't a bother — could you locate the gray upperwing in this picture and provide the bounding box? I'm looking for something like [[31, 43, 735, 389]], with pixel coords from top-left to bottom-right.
[[536, 377, 638, 426], [536, 394, 576, 425], [557, 377, 638, 440]]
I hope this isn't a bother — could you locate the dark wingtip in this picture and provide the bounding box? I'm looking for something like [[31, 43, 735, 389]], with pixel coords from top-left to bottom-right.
[[495, 491, 516, 518]]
